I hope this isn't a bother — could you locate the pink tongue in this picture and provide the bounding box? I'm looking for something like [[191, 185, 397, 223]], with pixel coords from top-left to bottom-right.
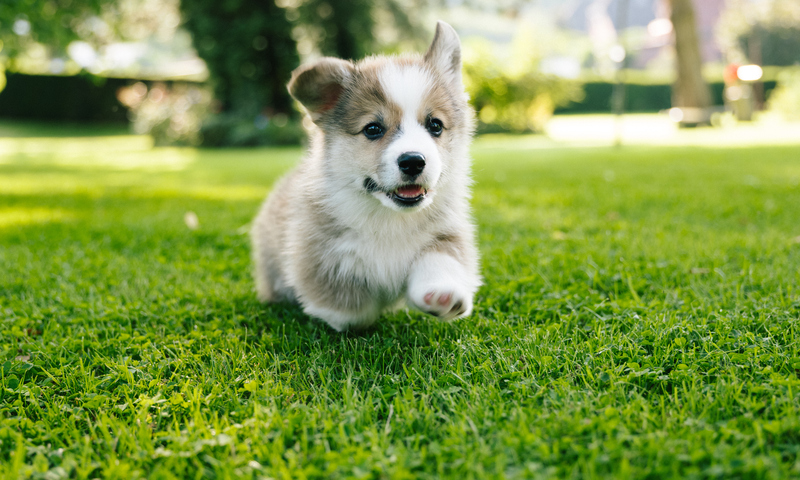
[[395, 185, 424, 198]]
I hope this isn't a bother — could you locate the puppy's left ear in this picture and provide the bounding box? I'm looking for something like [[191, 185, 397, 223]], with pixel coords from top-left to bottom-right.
[[424, 21, 462, 88]]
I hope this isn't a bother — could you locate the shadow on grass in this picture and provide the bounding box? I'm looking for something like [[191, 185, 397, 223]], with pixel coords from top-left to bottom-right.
[[247, 296, 453, 338], [221, 291, 464, 362]]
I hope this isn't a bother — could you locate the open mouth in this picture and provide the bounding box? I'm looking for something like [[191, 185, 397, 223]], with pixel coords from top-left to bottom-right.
[[389, 184, 427, 206], [364, 178, 428, 207]]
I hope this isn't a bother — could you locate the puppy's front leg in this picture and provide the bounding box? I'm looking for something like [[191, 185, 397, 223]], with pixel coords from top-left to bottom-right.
[[406, 251, 480, 321], [302, 302, 380, 332]]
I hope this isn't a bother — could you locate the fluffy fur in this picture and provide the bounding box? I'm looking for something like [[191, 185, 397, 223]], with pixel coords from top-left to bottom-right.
[[251, 21, 481, 331]]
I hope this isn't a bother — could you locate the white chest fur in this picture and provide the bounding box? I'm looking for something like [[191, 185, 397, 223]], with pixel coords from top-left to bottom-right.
[[330, 220, 433, 299]]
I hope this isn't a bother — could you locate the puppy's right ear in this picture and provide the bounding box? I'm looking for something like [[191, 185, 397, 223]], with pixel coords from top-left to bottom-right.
[[287, 58, 353, 123]]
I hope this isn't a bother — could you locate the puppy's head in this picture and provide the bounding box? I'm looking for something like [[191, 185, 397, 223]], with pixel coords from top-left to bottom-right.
[[288, 21, 474, 212]]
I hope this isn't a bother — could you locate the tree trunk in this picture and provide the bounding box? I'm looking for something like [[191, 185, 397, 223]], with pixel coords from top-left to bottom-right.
[[669, 0, 711, 109]]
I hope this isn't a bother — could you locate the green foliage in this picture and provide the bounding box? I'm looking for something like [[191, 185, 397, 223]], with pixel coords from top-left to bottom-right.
[[117, 81, 306, 147], [463, 39, 583, 133], [176, 0, 302, 147], [767, 70, 800, 120], [554, 81, 778, 114], [0, 0, 104, 60], [293, 0, 423, 60], [119, 82, 211, 146], [176, 0, 423, 146], [179, 0, 298, 117], [198, 112, 306, 147], [2, 121, 800, 477], [718, 0, 800, 65], [739, 25, 800, 67], [296, 0, 382, 60]]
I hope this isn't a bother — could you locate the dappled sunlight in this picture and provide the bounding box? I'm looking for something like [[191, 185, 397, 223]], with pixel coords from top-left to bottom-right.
[[131, 185, 267, 201], [0, 207, 76, 228], [0, 173, 267, 201], [545, 114, 677, 144], [0, 134, 196, 171], [543, 113, 800, 147], [0, 131, 277, 201]]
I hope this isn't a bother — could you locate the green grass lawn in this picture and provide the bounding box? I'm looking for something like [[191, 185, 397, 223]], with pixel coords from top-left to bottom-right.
[[2, 121, 800, 479]]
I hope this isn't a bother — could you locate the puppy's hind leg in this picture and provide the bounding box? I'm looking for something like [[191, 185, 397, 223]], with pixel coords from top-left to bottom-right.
[[253, 249, 281, 303], [406, 251, 481, 321], [251, 213, 291, 303]]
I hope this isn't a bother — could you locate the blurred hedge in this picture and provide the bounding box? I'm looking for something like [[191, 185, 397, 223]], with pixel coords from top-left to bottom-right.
[[0, 72, 130, 122], [0, 72, 304, 146], [0, 72, 781, 130], [555, 80, 777, 114]]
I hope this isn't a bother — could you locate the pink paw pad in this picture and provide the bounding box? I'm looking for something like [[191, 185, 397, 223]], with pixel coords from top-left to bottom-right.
[[437, 293, 451, 306]]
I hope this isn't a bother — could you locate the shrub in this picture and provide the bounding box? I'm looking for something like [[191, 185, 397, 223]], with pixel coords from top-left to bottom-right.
[[198, 112, 305, 148], [463, 39, 583, 133], [767, 70, 800, 120], [118, 81, 305, 147], [118, 82, 210, 146]]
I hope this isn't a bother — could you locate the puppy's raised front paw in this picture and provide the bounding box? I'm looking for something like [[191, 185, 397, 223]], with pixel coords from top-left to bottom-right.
[[417, 288, 472, 321], [406, 252, 479, 322]]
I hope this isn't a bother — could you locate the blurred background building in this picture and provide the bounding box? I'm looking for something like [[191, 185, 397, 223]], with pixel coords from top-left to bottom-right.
[[0, 0, 798, 146]]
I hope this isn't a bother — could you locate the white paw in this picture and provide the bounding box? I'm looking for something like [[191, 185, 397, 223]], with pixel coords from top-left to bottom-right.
[[413, 286, 472, 321], [406, 252, 480, 322]]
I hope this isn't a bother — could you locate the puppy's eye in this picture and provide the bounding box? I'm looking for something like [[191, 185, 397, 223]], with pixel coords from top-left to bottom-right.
[[426, 117, 444, 137], [363, 123, 385, 140]]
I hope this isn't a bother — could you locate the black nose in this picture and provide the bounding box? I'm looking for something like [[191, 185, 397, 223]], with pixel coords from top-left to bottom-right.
[[398, 152, 426, 177]]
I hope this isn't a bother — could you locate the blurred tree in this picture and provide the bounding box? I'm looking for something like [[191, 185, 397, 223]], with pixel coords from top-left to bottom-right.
[[293, 0, 423, 60], [297, 0, 380, 60], [741, 25, 800, 67], [179, 0, 298, 116], [1, 0, 188, 76], [177, 0, 428, 145], [668, 0, 711, 110], [178, 0, 422, 116], [0, 0, 103, 68], [463, 38, 583, 134], [718, 0, 800, 66]]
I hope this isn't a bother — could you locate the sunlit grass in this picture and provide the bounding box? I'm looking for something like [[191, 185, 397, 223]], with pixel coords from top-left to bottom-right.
[[0, 207, 76, 228], [0, 136, 195, 171], [2, 119, 800, 479], [541, 112, 800, 147]]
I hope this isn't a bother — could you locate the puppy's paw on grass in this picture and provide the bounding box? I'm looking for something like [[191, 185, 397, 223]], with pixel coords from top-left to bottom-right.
[[417, 288, 472, 321]]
